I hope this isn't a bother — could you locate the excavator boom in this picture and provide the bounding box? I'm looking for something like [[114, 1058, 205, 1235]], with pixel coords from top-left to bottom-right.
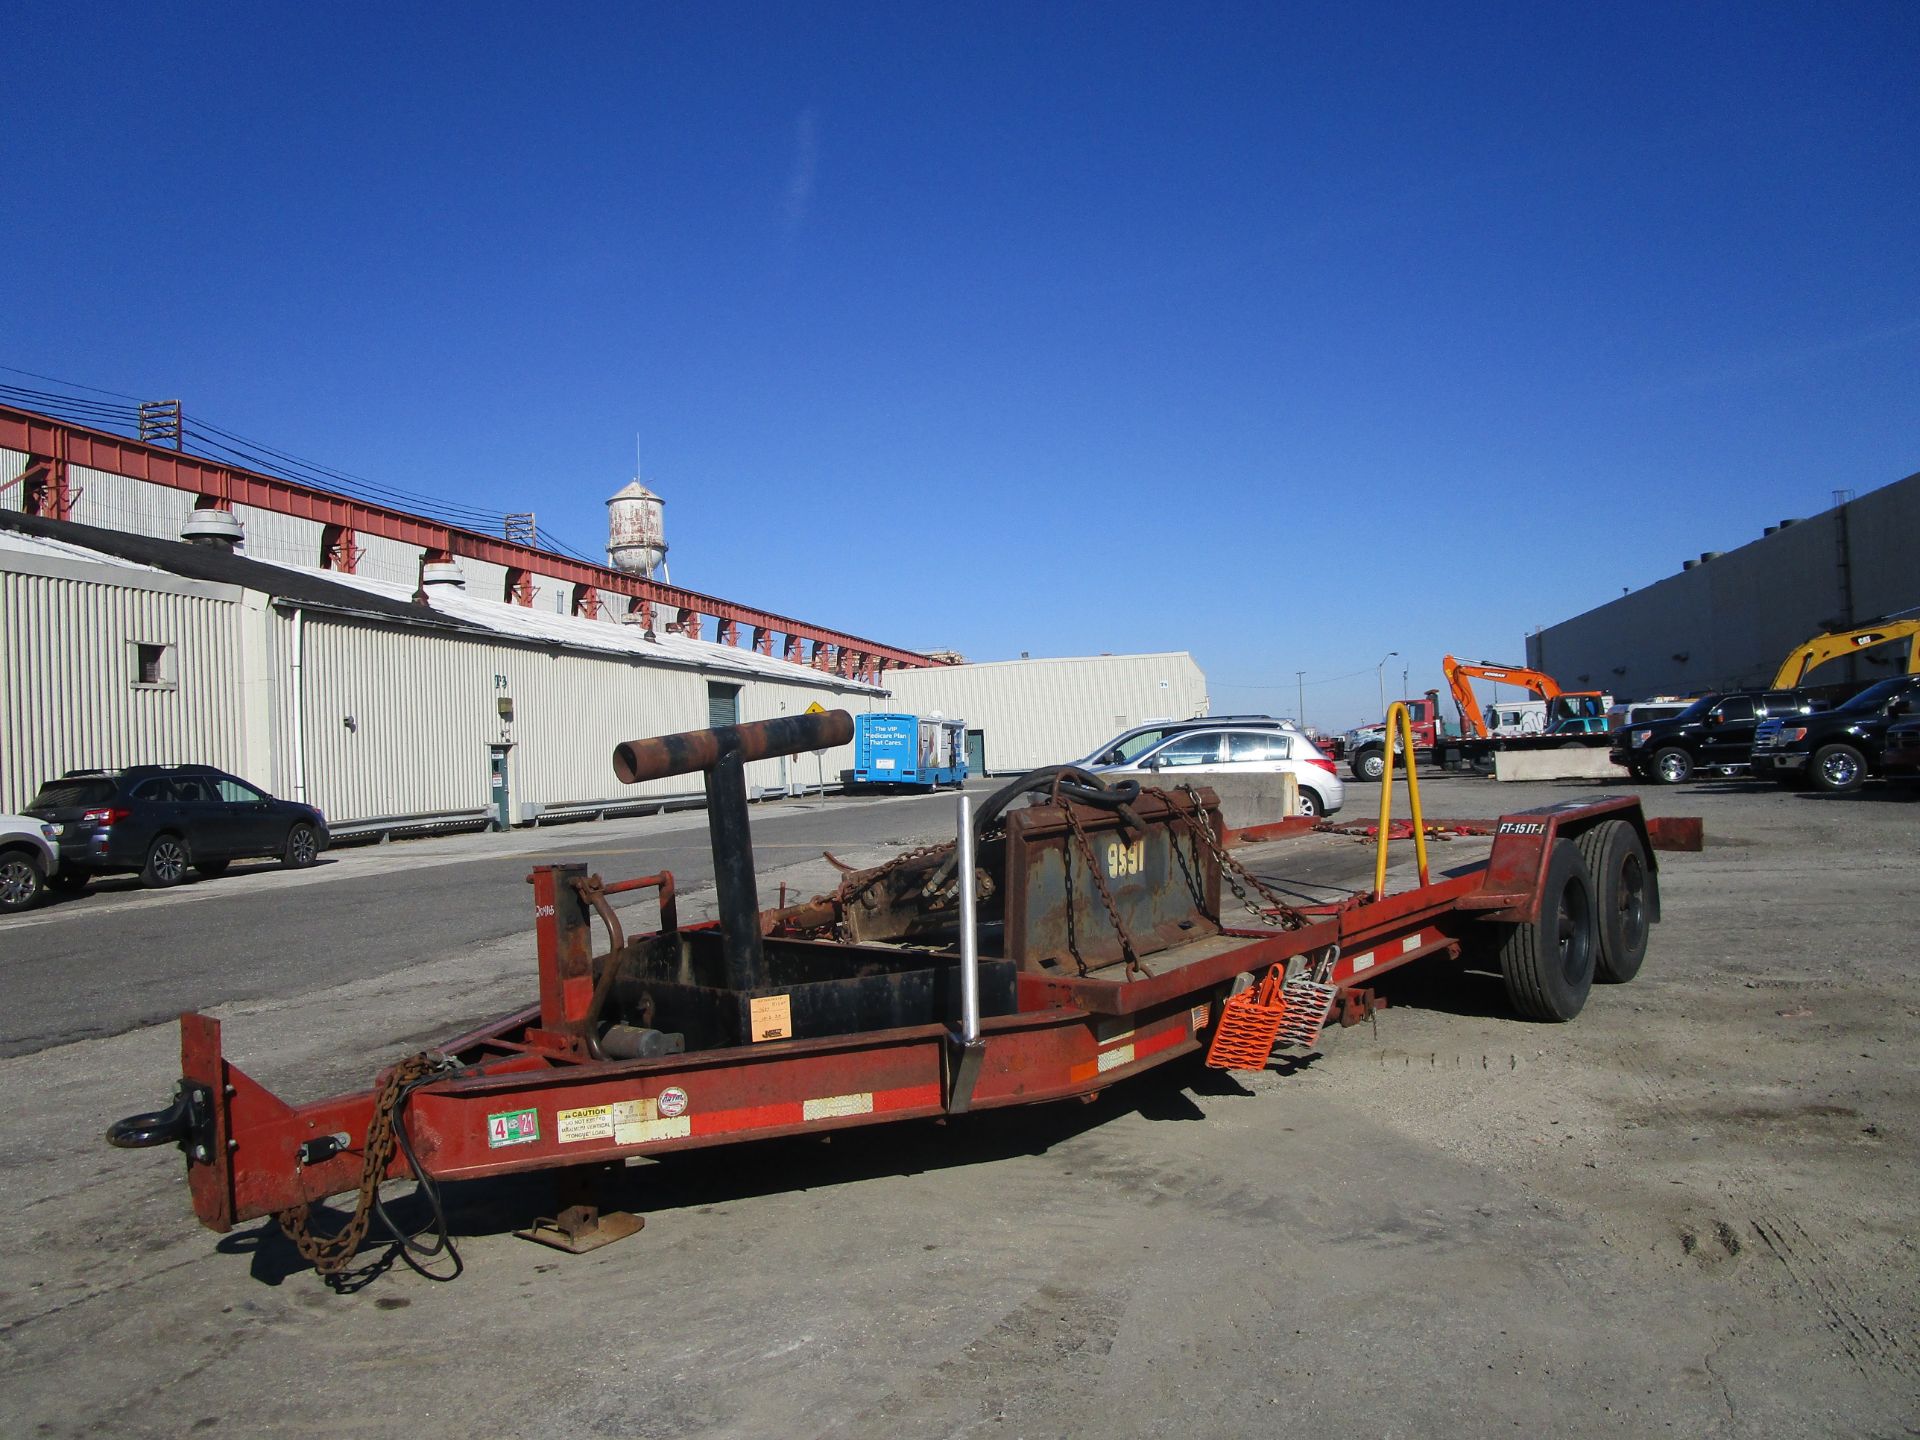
[[1771, 619, 1920, 689], [1441, 655, 1569, 741]]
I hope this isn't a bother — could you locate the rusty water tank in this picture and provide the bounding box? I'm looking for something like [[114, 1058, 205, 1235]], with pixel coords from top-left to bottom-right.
[[607, 480, 668, 580]]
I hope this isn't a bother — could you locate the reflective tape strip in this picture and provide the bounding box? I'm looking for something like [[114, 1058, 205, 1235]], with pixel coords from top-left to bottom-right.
[[803, 1092, 875, 1122], [1096, 1043, 1135, 1073]]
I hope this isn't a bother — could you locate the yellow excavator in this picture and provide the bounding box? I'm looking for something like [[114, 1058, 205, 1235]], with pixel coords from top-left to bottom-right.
[[1771, 617, 1920, 689]]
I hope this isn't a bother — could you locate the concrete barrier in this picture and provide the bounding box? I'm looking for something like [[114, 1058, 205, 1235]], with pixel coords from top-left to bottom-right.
[[1139, 770, 1299, 828], [1492, 748, 1630, 782]]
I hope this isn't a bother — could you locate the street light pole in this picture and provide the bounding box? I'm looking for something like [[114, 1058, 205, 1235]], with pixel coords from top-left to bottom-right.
[[1377, 651, 1398, 715], [1295, 670, 1306, 729]]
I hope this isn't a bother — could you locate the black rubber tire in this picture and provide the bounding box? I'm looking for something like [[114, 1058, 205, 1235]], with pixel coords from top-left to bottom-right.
[[0, 848, 47, 913], [1809, 743, 1866, 794], [141, 834, 190, 888], [283, 822, 320, 869], [195, 859, 231, 878], [1297, 787, 1322, 817], [1351, 748, 1386, 783], [1651, 747, 1694, 784], [1494, 839, 1597, 1022], [1573, 820, 1650, 984]]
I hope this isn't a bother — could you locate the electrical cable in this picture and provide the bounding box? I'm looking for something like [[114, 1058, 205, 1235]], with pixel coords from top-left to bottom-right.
[[368, 1070, 463, 1282]]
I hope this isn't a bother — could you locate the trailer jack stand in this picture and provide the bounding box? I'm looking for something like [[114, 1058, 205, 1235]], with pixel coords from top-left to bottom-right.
[[515, 1168, 644, 1254]]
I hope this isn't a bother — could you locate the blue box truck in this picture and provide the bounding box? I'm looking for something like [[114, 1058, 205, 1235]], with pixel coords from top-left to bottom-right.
[[846, 713, 968, 789]]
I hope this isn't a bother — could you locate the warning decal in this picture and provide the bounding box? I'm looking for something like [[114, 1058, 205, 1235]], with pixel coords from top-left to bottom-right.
[[557, 1105, 614, 1144]]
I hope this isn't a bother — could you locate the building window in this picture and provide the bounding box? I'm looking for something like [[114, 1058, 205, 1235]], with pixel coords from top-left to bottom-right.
[[132, 642, 177, 689]]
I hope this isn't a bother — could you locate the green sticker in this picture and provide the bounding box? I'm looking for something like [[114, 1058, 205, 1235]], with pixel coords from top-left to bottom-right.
[[486, 1107, 540, 1148]]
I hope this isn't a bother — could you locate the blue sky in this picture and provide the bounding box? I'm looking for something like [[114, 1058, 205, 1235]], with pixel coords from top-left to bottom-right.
[[4, 2, 1915, 728]]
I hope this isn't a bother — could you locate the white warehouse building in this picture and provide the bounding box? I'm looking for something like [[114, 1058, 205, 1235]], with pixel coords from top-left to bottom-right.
[[1, 510, 1211, 823]]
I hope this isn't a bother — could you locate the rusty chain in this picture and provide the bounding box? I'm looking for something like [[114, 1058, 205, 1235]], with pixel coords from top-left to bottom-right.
[[1158, 784, 1309, 931], [1055, 777, 1142, 978], [275, 1051, 450, 1277]]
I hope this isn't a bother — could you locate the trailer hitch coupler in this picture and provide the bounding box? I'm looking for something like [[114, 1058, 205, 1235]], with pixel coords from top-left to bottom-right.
[[107, 1080, 213, 1157]]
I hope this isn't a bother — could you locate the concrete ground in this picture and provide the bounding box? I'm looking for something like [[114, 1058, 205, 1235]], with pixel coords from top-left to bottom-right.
[[1, 772, 1915, 1437]]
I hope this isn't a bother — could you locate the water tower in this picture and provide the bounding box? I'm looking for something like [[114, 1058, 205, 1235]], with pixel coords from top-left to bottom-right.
[[606, 479, 668, 581]]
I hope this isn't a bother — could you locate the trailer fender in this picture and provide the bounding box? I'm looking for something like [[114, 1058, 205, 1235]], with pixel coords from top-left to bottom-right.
[[1473, 797, 1661, 928]]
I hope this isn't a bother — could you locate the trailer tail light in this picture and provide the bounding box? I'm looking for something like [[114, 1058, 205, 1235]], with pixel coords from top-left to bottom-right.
[[82, 806, 132, 825]]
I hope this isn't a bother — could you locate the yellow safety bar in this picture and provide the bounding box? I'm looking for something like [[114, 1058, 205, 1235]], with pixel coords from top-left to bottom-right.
[[1372, 701, 1431, 900]]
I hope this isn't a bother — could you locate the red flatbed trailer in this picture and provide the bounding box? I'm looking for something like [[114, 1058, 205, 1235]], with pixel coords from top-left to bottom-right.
[[110, 712, 1697, 1271]]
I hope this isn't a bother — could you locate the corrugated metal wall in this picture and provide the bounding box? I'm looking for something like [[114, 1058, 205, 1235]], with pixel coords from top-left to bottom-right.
[[0, 564, 246, 812], [886, 653, 1208, 773], [0, 449, 25, 509], [284, 609, 878, 823], [234, 503, 324, 569], [68, 467, 197, 539]]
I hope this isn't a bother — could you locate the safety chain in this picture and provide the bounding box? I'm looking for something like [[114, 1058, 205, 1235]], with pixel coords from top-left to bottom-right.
[[275, 1051, 450, 1277], [1055, 779, 1142, 977], [1159, 785, 1309, 931]]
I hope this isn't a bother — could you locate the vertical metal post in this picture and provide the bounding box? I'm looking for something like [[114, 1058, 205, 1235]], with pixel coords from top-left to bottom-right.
[[956, 794, 980, 1045], [704, 746, 764, 990]]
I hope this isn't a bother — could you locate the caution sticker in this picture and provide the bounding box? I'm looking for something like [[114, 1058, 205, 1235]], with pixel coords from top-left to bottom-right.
[[750, 993, 793, 1042], [486, 1107, 540, 1148], [557, 1104, 614, 1144]]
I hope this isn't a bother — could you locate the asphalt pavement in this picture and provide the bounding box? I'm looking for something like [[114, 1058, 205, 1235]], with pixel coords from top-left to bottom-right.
[[0, 786, 975, 1057]]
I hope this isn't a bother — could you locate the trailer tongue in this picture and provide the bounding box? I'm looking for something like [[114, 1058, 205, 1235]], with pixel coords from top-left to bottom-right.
[[108, 709, 1692, 1280]]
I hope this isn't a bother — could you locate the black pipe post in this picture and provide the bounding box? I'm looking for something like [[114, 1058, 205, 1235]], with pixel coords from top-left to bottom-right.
[[703, 744, 764, 991]]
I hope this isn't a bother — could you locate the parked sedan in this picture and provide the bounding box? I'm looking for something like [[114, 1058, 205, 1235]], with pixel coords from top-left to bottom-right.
[[0, 813, 61, 913], [25, 765, 328, 890], [1087, 726, 1344, 817]]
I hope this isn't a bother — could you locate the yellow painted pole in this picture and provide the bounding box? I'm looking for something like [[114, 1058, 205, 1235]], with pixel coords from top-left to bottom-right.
[[1372, 702, 1431, 899]]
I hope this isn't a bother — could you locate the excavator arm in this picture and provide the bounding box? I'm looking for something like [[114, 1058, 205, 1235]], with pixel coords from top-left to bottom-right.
[[1771, 619, 1920, 689], [1441, 655, 1567, 741]]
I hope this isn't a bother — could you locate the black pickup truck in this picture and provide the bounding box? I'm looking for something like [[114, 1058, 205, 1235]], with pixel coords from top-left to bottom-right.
[[1612, 689, 1829, 783], [1750, 676, 1920, 792]]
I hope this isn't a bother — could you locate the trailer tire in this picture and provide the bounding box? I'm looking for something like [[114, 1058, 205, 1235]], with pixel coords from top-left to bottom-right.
[[1651, 747, 1694, 784], [1351, 748, 1385, 782], [1573, 820, 1649, 984], [1494, 839, 1597, 1022]]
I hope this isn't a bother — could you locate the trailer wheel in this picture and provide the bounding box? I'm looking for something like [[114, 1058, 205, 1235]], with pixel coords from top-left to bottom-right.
[[1494, 839, 1597, 1022], [1352, 748, 1385, 782], [1652, 747, 1694, 784], [1573, 820, 1649, 983]]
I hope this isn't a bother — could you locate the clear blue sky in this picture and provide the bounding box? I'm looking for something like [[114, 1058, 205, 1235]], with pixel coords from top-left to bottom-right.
[[4, 2, 1915, 729]]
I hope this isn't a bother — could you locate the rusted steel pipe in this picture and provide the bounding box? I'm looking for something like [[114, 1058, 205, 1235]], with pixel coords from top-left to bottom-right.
[[612, 710, 854, 785]]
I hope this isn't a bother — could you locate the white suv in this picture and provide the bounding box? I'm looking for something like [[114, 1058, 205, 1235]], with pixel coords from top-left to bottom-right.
[[1074, 714, 1304, 770], [1087, 726, 1345, 817], [1, 813, 60, 913]]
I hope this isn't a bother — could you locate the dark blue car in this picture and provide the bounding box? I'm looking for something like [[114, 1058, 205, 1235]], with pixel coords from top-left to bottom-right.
[[25, 765, 328, 890]]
